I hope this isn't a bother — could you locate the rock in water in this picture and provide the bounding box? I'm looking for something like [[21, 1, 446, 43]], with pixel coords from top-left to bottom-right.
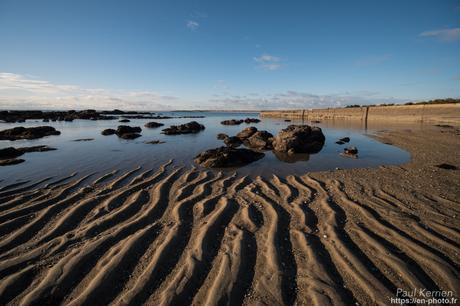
[[236, 127, 258, 140], [0, 147, 23, 159], [221, 119, 243, 125], [217, 133, 228, 140], [0, 126, 61, 140], [144, 122, 164, 128], [118, 133, 141, 139], [0, 159, 25, 166], [195, 147, 265, 168], [101, 128, 116, 136], [272, 125, 325, 154], [17, 146, 57, 153], [119, 119, 130, 123], [162, 121, 205, 135], [344, 146, 358, 155], [246, 130, 273, 150], [116, 125, 142, 135], [244, 118, 260, 123], [224, 136, 243, 148]]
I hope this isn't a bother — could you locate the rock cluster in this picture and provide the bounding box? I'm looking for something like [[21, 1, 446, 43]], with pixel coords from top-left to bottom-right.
[[101, 126, 142, 139], [0, 145, 57, 166], [220, 118, 261, 125], [0, 126, 61, 140], [162, 121, 205, 135], [272, 125, 325, 154], [0, 110, 116, 123]]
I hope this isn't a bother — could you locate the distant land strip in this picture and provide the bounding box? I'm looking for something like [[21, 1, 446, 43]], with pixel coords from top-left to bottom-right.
[[260, 102, 460, 124]]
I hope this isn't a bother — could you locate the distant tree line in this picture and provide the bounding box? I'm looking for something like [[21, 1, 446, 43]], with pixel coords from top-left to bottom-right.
[[345, 98, 459, 108]]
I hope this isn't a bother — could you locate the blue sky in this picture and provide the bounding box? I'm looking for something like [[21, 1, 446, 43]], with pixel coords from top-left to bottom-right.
[[0, 0, 459, 110]]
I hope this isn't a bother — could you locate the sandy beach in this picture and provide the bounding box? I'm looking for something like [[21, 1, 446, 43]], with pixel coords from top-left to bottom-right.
[[0, 125, 458, 306]]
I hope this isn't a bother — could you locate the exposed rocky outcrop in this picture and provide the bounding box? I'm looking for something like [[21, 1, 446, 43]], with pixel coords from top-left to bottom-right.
[[0, 110, 117, 123], [220, 118, 260, 125], [0, 147, 23, 159], [162, 121, 205, 135], [336, 137, 350, 145], [217, 133, 228, 140], [0, 145, 56, 163], [272, 125, 325, 154], [101, 129, 116, 136], [236, 127, 258, 140], [143, 140, 165, 144], [224, 136, 243, 148], [0, 159, 25, 166], [0, 126, 61, 140], [115, 126, 142, 139], [144, 122, 164, 128], [245, 130, 273, 150], [119, 119, 130, 123], [195, 146, 264, 168]]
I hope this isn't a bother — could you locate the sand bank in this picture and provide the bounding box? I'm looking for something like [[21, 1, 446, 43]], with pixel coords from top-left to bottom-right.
[[0, 126, 459, 305]]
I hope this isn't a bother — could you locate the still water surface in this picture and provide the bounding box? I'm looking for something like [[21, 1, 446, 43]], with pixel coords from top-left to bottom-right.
[[0, 112, 411, 185]]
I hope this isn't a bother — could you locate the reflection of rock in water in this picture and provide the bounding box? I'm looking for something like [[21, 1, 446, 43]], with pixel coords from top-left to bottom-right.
[[273, 151, 310, 163]]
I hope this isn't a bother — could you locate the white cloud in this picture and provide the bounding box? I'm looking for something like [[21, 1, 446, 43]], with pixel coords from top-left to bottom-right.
[[186, 20, 199, 31], [208, 91, 406, 110], [254, 54, 282, 71], [419, 27, 460, 41], [0, 72, 178, 110]]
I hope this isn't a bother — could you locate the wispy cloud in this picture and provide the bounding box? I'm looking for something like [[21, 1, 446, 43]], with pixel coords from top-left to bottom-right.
[[0, 72, 177, 110], [254, 54, 283, 71], [186, 20, 199, 31], [208, 90, 405, 110], [354, 54, 391, 67], [419, 27, 460, 41]]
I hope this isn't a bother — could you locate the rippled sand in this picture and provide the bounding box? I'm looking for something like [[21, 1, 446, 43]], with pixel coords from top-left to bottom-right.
[[0, 126, 458, 305]]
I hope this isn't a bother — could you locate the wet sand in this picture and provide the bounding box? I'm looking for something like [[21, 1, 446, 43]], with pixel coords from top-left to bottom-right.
[[0, 126, 458, 305]]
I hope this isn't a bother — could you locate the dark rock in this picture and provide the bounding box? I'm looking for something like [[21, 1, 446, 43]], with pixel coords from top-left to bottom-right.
[[246, 130, 273, 150], [144, 122, 164, 128], [0, 126, 61, 141], [144, 140, 165, 144], [311, 120, 321, 124], [224, 136, 243, 148], [339, 137, 350, 143], [335, 141, 345, 145], [119, 119, 130, 123], [217, 133, 229, 140], [195, 146, 265, 168], [0, 147, 23, 159], [244, 118, 261, 124], [43, 119, 49, 122], [17, 145, 57, 153], [101, 128, 116, 136], [0, 159, 25, 166], [73, 138, 94, 142], [162, 121, 205, 135], [116, 125, 142, 135], [343, 147, 358, 157], [221, 119, 243, 125], [435, 124, 453, 128], [435, 163, 457, 170], [272, 125, 325, 154], [236, 127, 258, 140], [284, 119, 291, 122], [118, 133, 142, 139]]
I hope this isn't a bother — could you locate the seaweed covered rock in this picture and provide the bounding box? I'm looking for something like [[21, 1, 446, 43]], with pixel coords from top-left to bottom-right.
[[195, 146, 264, 168], [0, 126, 61, 140], [272, 125, 325, 154]]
